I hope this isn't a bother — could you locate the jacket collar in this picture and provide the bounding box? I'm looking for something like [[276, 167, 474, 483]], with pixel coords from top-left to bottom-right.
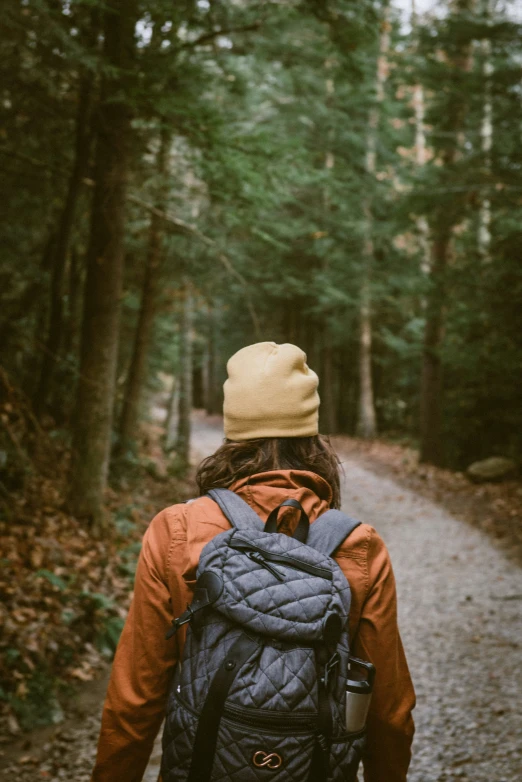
[[229, 470, 332, 531]]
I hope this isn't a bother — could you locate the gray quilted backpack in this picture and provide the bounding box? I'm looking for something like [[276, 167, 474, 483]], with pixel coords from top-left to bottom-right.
[[161, 488, 364, 782]]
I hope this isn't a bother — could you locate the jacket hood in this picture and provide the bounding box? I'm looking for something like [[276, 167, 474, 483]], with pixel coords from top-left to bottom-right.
[[229, 469, 333, 534], [181, 470, 334, 583]]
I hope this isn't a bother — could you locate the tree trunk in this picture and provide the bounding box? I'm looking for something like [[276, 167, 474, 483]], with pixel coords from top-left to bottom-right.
[[337, 344, 355, 433], [321, 341, 337, 434], [205, 342, 217, 415], [117, 127, 171, 453], [205, 303, 220, 415], [35, 14, 98, 413], [202, 343, 210, 413], [175, 279, 194, 468], [164, 375, 178, 450], [355, 4, 390, 438], [478, 3, 493, 261], [356, 280, 378, 438], [413, 87, 431, 281], [64, 246, 83, 358], [193, 367, 205, 409], [419, 231, 450, 464], [411, 1, 431, 280], [318, 65, 337, 436], [419, 0, 474, 465], [69, 0, 137, 524]]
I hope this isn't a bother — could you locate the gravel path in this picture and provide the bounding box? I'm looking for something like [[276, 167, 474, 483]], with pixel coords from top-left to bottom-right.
[[339, 457, 522, 782], [4, 415, 521, 781]]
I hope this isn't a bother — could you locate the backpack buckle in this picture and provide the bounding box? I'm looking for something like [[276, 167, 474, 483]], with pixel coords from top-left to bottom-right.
[[165, 572, 224, 640], [322, 651, 340, 689], [165, 605, 194, 639]]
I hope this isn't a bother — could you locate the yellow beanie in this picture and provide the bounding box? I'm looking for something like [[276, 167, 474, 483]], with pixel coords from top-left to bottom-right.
[[223, 342, 320, 441]]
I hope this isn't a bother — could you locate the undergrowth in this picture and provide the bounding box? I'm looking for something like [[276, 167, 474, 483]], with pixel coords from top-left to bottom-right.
[[0, 371, 191, 733]]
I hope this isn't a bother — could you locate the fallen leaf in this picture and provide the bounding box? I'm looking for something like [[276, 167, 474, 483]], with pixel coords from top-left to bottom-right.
[[16, 681, 28, 697], [70, 667, 93, 682], [19, 755, 36, 764], [7, 713, 21, 735]]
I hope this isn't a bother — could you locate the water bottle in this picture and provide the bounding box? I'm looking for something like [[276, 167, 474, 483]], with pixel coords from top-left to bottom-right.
[[345, 656, 376, 733]]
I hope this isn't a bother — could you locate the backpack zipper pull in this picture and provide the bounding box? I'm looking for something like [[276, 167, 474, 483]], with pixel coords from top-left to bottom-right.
[[247, 551, 285, 581]]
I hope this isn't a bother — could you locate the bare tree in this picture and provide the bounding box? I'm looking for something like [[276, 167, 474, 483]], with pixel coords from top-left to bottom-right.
[[118, 126, 171, 452]]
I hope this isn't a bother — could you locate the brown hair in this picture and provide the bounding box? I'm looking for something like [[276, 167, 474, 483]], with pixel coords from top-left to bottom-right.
[[196, 435, 341, 509]]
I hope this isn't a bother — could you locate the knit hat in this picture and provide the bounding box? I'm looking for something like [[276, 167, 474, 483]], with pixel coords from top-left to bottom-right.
[[223, 342, 320, 441]]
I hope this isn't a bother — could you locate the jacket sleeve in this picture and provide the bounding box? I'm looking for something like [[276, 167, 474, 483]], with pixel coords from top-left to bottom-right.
[[351, 528, 415, 782], [91, 509, 178, 782]]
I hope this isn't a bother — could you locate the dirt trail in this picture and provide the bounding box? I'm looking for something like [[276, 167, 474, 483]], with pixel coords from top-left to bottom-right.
[[4, 413, 521, 781]]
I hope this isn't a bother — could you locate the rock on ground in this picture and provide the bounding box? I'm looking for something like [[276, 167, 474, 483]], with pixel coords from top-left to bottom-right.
[[466, 456, 517, 483]]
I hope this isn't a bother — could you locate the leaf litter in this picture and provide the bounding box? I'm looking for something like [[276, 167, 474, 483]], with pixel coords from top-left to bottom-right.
[[0, 377, 194, 762]]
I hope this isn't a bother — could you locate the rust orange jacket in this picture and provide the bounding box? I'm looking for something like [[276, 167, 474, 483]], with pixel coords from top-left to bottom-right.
[[91, 470, 415, 782]]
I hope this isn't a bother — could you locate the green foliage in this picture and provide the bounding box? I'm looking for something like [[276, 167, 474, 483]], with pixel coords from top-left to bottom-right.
[[8, 670, 65, 730], [1, 0, 521, 737], [36, 569, 68, 592], [1, 0, 521, 478], [96, 616, 126, 656], [114, 506, 140, 536], [78, 591, 126, 655]]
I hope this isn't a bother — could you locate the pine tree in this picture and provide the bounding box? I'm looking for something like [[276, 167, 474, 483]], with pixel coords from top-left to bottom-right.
[[418, 0, 476, 466]]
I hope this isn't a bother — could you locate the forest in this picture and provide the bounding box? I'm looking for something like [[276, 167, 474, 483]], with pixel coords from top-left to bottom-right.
[[1, 0, 522, 747]]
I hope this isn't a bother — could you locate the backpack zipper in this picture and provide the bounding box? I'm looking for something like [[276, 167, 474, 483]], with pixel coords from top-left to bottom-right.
[[229, 537, 333, 581], [223, 702, 316, 735], [172, 690, 315, 734], [173, 691, 364, 741], [247, 551, 285, 581]]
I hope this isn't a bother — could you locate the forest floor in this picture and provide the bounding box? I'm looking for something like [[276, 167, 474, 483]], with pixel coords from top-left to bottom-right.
[[1, 412, 521, 781], [0, 396, 196, 777]]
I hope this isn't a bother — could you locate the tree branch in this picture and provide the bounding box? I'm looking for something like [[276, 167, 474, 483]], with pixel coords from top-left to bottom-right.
[[124, 191, 262, 339], [180, 22, 261, 50]]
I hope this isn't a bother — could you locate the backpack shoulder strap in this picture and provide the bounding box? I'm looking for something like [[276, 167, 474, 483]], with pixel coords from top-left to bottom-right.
[[306, 509, 361, 557], [206, 488, 264, 532]]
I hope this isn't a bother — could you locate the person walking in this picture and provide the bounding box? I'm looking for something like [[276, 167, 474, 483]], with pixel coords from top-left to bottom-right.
[[91, 342, 415, 782]]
